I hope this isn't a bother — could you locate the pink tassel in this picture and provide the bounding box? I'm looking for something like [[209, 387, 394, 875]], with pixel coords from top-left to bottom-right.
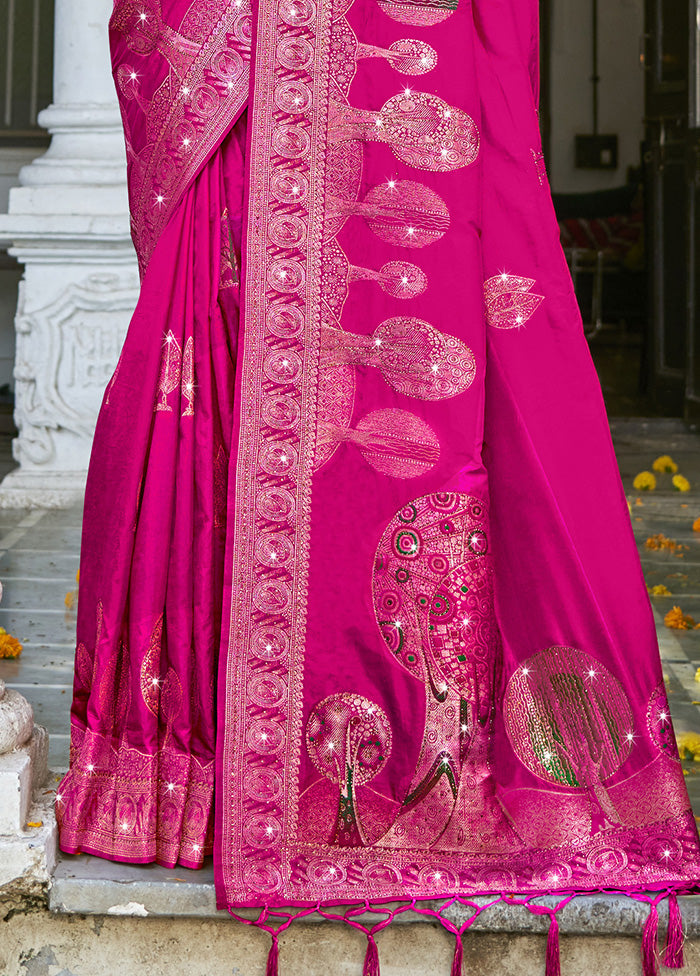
[[451, 934, 463, 976], [363, 934, 380, 976], [664, 894, 685, 969], [546, 912, 561, 976], [266, 934, 279, 976], [642, 902, 660, 976]]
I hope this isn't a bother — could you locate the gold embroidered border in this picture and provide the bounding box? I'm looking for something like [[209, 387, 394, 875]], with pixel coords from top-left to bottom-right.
[[220, 0, 331, 905], [132, 0, 252, 270]]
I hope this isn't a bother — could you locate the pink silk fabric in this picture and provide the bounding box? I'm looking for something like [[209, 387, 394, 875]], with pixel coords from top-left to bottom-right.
[[58, 0, 700, 910]]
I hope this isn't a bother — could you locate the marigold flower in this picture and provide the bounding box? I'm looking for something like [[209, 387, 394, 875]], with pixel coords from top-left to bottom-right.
[[648, 584, 671, 596], [665, 606, 697, 630], [64, 591, 75, 610], [693, 517, 700, 532], [633, 471, 656, 491], [646, 534, 679, 552], [0, 628, 22, 659], [677, 732, 700, 761], [673, 474, 691, 492], [653, 455, 678, 474]]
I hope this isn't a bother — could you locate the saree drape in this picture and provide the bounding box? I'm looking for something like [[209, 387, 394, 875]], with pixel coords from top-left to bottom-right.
[[58, 0, 700, 950]]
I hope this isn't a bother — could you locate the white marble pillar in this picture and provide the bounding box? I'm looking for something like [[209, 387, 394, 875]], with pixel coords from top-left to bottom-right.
[[0, 0, 138, 507]]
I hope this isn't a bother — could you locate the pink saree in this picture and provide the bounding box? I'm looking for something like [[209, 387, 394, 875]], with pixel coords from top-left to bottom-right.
[[58, 0, 700, 969]]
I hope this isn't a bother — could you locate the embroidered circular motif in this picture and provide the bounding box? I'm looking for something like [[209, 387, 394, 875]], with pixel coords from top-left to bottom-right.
[[259, 440, 298, 477], [378, 92, 479, 171], [252, 579, 292, 615], [361, 862, 402, 885], [250, 625, 290, 661], [278, 0, 317, 26], [274, 80, 313, 115], [242, 861, 283, 893], [270, 171, 310, 206], [266, 302, 305, 338], [504, 646, 633, 788], [376, 0, 457, 28], [267, 258, 306, 294], [387, 39, 438, 75], [377, 261, 428, 299], [243, 765, 284, 802], [263, 349, 303, 384], [585, 846, 628, 876], [261, 394, 301, 431], [533, 861, 573, 886], [372, 316, 476, 400], [306, 859, 347, 886], [243, 813, 283, 849], [642, 835, 684, 868], [354, 408, 440, 478], [362, 179, 450, 248], [373, 492, 492, 687], [416, 864, 458, 889], [256, 487, 296, 524], [212, 48, 245, 84], [276, 36, 315, 71], [246, 719, 286, 755], [255, 532, 294, 568], [247, 672, 287, 709], [306, 693, 392, 788], [272, 124, 311, 160], [267, 213, 308, 249]]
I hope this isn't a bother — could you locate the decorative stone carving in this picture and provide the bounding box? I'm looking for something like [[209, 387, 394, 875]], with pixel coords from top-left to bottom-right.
[[0, 0, 138, 508], [13, 272, 138, 467]]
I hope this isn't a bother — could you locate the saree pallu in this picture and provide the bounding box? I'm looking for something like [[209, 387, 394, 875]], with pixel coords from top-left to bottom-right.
[[58, 0, 700, 967]]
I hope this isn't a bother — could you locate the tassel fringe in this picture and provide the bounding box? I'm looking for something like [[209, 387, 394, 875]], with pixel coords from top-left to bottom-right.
[[363, 934, 380, 976], [664, 893, 685, 970], [642, 902, 660, 976], [244, 891, 684, 976], [266, 934, 279, 976], [545, 912, 561, 976], [451, 934, 463, 976]]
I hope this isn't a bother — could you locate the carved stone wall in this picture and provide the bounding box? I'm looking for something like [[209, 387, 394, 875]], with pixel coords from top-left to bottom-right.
[[0, 0, 138, 507], [13, 273, 138, 474]]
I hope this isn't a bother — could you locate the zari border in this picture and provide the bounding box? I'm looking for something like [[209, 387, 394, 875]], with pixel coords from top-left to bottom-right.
[[216, 0, 700, 908], [129, 1, 252, 272], [219, 0, 331, 906]]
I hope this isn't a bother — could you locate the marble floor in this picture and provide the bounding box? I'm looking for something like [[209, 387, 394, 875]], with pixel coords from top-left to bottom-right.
[[1, 419, 700, 820]]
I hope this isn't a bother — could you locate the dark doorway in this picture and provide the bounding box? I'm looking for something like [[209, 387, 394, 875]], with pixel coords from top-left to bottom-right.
[[539, 0, 700, 420], [643, 0, 699, 419]]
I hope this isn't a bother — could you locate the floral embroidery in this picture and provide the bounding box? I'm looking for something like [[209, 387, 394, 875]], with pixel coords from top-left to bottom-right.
[[156, 331, 182, 412], [484, 273, 544, 330], [181, 336, 195, 417]]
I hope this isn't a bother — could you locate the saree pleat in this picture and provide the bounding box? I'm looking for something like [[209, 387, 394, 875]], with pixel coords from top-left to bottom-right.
[[58, 116, 247, 868]]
